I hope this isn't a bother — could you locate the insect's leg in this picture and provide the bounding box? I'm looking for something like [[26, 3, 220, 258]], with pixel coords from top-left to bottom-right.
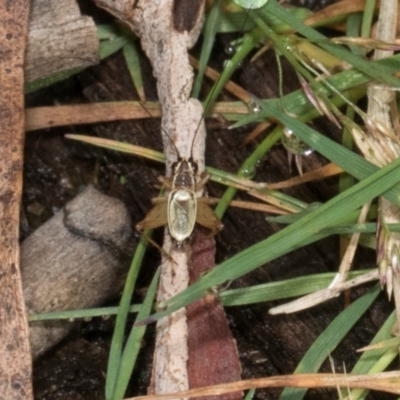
[[152, 197, 167, 204], [196, 198, 224, 236], [195, 171, 211, 191], [158, 175, 173, 189], [136, 199, 176, 263]]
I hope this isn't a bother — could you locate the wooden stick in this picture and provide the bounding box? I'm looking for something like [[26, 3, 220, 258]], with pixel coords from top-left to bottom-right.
[[0, 0, 33, 398]]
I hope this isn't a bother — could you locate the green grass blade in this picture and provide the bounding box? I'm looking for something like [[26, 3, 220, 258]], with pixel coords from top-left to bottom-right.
[[192, 0, 222, 98], [204, 30, 258, 112], [105, 234, 149, 400], [99, 36, 130, 60], [262, 0, 400, 87], [344, 311, 397, 399], [25, 67, 86, 94], [279, 285, 381, 400], [97, 24, 121, 40], [220, 270, 370, 306], [215, 10, 256, 33], [259, 101, 400, 207], [28, 304, 141, 321], [123, 42, 146, 101], [145, 153, 400, 323], [232, 53, 400, 129], [111, 268, 160, 400], [244, 388, 256, 400], [361, 0, 376, 39]]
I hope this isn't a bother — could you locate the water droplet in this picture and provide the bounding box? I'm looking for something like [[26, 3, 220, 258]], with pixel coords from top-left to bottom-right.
[[242, 165, 256, 179], [225, 43, 236, 56], [303, 148, 313, 156], [233, 0, 269, 9], [247, 98, 261, 114], [282, 128, 312, 155], [281, 36, 294, 53]]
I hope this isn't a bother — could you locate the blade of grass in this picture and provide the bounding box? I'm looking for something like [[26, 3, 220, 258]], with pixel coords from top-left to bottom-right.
[[105, 232, 150, 400], [27, 304, 141, 322], [123, 42, 146, 102], [262, 0, 400, 87], [344, 311, 397, 400], [232, 53, 400, 128], [111, 268, 160, 400], [360, 0, 376, 39], [258, 101, 400, 207], [143, 151, 400, 324], [192, 0, 222, 98], [279, 285, 381, 400], [220, 270, 370, 306], [214, 9, 256, 33]]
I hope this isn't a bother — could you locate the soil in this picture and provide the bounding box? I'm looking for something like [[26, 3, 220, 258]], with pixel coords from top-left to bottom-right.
[[26, 1, 396, 399]]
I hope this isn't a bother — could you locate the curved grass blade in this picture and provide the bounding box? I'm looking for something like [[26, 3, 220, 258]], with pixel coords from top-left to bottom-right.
[[105, 233, 150, 399], [259, 101, 400, 207], [220, 270, 370, 306], [192, 0, 222, 98], [261, 0, 400, 87], [110, 268, 160, 400], [123, 42, 146, 102], [344, 311, 397, 400], [27, 304, 141, 322], [143, 153, 400, 324], [279, 285, 381, 400]]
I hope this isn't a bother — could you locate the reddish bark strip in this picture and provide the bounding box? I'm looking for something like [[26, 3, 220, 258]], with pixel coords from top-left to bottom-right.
[[0, 0, 33, 398], [187, 228, 242, 400]]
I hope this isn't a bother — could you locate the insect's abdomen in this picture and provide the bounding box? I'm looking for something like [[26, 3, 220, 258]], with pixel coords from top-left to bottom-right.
[[168, 189, 197, 243]]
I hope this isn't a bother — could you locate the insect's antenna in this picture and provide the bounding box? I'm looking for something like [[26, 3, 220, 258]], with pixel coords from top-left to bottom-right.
[[137, 101, 180, 158], [189, 4, 253, 159]]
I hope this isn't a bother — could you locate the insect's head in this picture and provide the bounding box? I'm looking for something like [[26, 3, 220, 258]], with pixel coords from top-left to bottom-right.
[[171, 156, 198, 176]]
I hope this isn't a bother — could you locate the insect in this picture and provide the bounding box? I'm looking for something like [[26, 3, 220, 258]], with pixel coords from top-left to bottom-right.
[[135, 133, 223, 247]]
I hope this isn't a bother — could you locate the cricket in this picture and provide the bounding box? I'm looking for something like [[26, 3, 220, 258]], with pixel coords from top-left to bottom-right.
[[135, 128, 224, 246]]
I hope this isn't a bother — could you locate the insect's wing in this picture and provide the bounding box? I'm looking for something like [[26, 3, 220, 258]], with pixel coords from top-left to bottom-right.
[[136, 199, 168, 230], [196, 199, 223, 236], [168, 189, 197, 242]]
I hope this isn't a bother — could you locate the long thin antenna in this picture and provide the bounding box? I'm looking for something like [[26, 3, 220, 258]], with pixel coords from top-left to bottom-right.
[[137, 101, 181, 159]]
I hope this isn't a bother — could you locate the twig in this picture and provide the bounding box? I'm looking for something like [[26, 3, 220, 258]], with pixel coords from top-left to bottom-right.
[[25, 101, 248, 131], [93, 0, 208, 395], [125, 371, 400, 399], [0, 0, 33, 398]]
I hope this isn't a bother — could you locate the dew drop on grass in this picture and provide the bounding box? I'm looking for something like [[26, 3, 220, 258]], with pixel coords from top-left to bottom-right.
[[282, 128, 313, 156], [225, 43, 236, 56], [232, 0, 269, 9], [247, 98, 261, 114], [242, 165, 256, 179]]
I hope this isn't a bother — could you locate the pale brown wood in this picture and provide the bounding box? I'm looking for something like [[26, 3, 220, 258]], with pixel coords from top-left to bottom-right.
[[127, 372, 400, 399], [25, 102, 162, 131], [0, 0, 33, 398], [93, 1, 209, 396], [25, 102, 248, 132], [25, 0, 99, 83]]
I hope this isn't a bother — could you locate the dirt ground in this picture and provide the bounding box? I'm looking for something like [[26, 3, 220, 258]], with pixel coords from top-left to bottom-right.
[[26, 1, 396, 399]]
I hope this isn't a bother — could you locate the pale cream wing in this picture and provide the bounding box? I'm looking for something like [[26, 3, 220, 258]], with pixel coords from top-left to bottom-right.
[[168, 189, 197, 242]]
